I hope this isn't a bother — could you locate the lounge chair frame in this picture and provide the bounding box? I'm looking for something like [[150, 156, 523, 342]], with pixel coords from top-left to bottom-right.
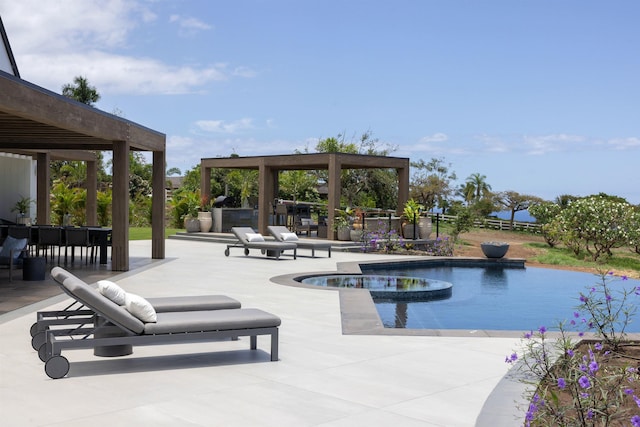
[[267, 226, 332, 258], [225, 227, 297, 260], [39, 267, 280, 379]]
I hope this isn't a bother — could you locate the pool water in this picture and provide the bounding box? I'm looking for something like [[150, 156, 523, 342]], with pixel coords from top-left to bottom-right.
[[359, 265, 640, 332]]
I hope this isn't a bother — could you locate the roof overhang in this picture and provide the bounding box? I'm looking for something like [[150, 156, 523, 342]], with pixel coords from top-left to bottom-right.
[[0, 70, 165, 153]]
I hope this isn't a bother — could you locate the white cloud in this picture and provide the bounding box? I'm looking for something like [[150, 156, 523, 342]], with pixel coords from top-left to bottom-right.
[[194, 118, 254, 134], [420, 132, 449, 143], [607, 137, 640, 150], [169, 14, 212, 36], [0, 0, 244, 95], [522, 134, 585, 155]]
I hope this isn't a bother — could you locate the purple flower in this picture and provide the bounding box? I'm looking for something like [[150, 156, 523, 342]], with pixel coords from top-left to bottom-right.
[[524, 330, 533, 339], [557, 378, 566, 389], [589, 361, 599, 374], [573, 311, 580, 318], [578, 376, 591, 389], [622, 275, 628, 281], [580, 295, 588, 302], [505, 353, 518, 364], [606, 293, 612, 301], [567, 349, 575, 357], [579, 363, 587, 372], [570, 320, 576, 325], [594, 342, 603, 351], [586, 409, 594, 419], [631, 415, 640, 427], [625, 388, 634, 395], [608, 271, 614, 275], [579, 332, 585, 337], [634, 395, 640, 408], [538, 326, 547, 334]]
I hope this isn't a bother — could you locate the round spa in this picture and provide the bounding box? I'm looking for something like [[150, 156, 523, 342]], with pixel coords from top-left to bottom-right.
[[299, 274, 452, 301]]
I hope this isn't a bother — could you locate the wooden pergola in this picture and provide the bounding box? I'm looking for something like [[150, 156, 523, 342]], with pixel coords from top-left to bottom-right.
[[0, 70, 166, 271], [200, 153, 410, 238]]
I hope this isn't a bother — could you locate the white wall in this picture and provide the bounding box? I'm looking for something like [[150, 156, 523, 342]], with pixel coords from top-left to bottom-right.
[[0, 153, 36, 222]]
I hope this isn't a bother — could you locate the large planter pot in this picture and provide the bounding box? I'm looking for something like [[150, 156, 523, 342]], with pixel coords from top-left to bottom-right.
[[350, 229, 363, 242], [212, 208, 223, 232], [403, 223, 419, 239], [336, 226, 351, 241], [197, 211, 212, 232], [184, 218, 200, 233], [481, 242, 510, 258], [418, 217, 432, 239]]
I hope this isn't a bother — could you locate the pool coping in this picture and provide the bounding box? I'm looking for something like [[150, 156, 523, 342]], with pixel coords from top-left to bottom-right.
[[270, 256, 529, 338]]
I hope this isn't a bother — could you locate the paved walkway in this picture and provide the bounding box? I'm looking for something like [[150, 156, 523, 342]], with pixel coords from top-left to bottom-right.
[[0, 239, 521, 426]]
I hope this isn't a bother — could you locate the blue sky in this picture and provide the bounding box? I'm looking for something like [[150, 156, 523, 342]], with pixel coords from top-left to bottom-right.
[[1, 1, 639, 204]]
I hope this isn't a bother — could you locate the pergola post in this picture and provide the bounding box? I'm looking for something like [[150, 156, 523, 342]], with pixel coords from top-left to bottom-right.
[[397, 163, 410, 216], [111, 141, 130, 271], [200, 161, 211, 202], [258, 163, 276, 235], [152, 150, 165, 259], [327, 154, 342, 240], [86, 160, 97, 226], [36, 152, 50, 225]]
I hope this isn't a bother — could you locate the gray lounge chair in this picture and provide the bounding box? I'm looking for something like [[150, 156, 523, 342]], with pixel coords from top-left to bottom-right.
[[268, 226, 332, 258], [30, 285, 242, 351], [225, 227, 297, 260], [38, 267, 281, 379]]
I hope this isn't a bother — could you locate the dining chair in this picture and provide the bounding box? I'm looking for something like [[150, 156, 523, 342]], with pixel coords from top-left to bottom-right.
[[64, 227, 94, 265], [37, 226, 63, 264]]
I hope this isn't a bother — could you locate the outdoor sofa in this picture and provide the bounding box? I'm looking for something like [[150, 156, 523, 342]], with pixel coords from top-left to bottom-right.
[[37, 267, 281, 379], [225, 227, 297, 260], [268, 226, 332, 258]]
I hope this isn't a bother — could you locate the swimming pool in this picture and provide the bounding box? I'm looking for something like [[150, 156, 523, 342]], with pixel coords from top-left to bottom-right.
[[358, 264, 640, 332]]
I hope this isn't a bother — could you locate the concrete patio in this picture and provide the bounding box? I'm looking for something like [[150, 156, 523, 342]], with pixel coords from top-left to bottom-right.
[[0, 239, 522, 426]]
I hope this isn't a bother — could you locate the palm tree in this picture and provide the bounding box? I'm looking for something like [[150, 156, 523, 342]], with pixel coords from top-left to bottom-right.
[[61, 76, 100, 106], [465, 173, 492, 200]]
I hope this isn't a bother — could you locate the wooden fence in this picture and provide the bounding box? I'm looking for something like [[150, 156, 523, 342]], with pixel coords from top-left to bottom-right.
[[426, 213, 541, 233]]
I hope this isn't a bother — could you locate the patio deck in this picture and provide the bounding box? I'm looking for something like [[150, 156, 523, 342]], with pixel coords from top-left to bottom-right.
[[0, 239, 523, 426]]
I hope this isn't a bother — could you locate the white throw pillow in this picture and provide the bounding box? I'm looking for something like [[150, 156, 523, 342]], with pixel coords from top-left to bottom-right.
[[124, 293, 157, 323], [246, 233, 264, 242], [97, 280, 127, 305], [281, 232, 299, 242]]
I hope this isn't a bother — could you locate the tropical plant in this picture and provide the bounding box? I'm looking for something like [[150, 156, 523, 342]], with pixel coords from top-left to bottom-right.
[[11, 195, 34, 215], [332, 209, 351, 231], [50, 182, 82, 225], [403, 199, 422, 224]]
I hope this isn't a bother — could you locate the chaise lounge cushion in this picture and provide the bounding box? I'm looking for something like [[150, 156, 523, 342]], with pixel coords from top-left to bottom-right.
[[98, 280, 127, 305], [52, 267, 145, 334], [246, 233, 265, 242], [0, 236, 27, 261], [143, 308, 281, 334], [125, 292, 158, 323], [280, 232, 299, 242], [146, 295, 241, 312]]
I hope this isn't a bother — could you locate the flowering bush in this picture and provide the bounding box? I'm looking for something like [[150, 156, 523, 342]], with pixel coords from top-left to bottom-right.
[[507, 272, 640, 426], [360, 220, 405, 253], [422, 236, 454, 256], [530, 197, 637, 261]]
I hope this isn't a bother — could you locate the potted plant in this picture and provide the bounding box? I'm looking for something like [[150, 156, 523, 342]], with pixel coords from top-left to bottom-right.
[[173, 191, 200, 232], [350, 208, 365, 241], [11, 195, 34, 225], [333, 209, 351, 241], [480, 241, 510, 258], [198, 194, 213, 232], [402, 199, 422, 239]]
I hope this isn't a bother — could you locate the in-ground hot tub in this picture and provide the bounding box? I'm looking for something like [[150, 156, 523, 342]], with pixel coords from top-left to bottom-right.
[[299, 274, 452, 301]]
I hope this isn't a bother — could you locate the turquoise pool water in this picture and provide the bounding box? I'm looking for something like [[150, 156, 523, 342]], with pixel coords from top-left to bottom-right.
[[358, 265, 640, 332]]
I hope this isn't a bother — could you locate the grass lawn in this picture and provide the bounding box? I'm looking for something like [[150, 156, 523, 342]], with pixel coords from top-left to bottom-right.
[[129, 227, 181, 240]]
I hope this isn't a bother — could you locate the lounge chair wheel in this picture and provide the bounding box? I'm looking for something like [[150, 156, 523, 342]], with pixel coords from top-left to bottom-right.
[[244, 248, 249, 256], [30, 322, 39, 337], [38, 343, 49, 362], [224, 248, 230, 256], [45, 355, 69, 379], [31, 331, 47, 351]]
